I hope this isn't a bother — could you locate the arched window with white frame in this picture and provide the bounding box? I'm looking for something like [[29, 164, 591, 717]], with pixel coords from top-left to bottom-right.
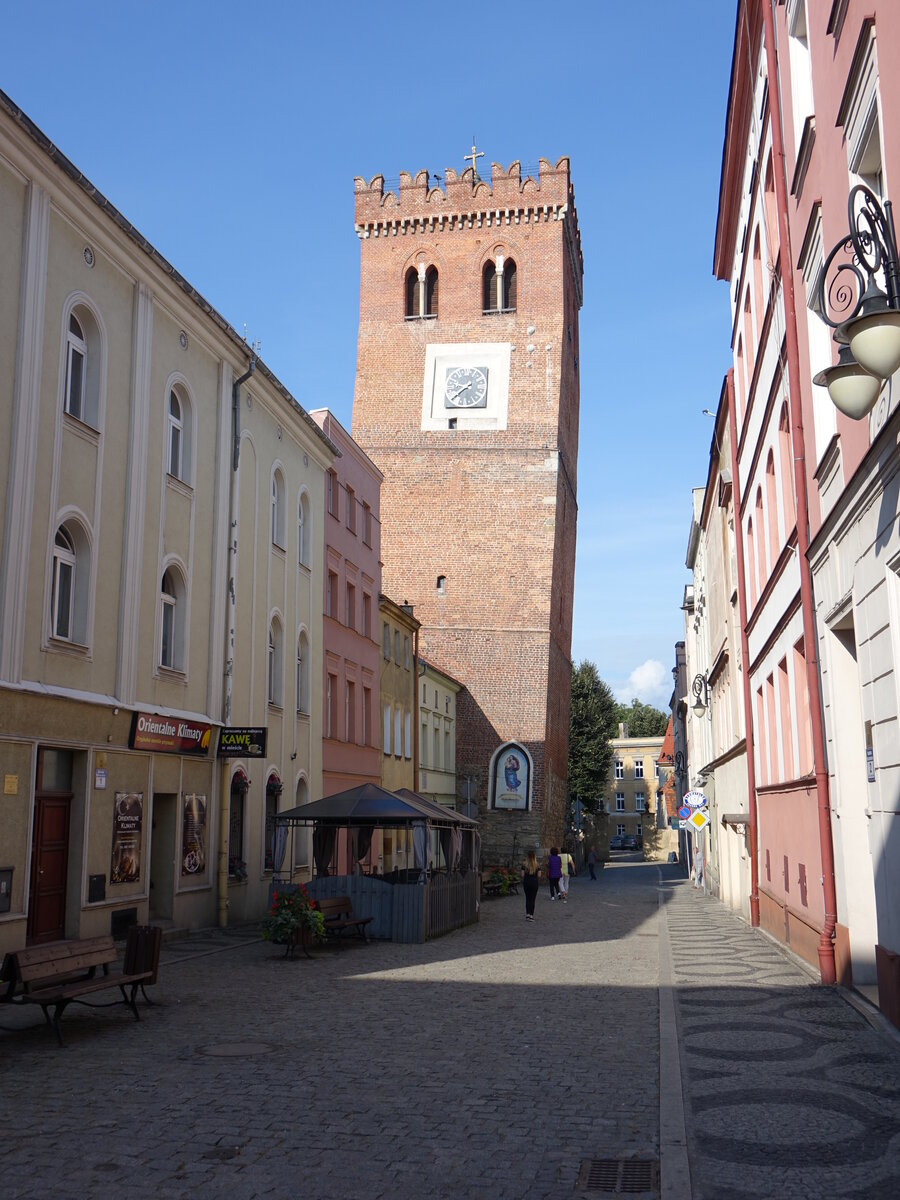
[[272, 469, 285, 549], [49, 518, 91, 645], [296, 629, 310, 714], [159, 565, 186, 671], [268, 617, 284, 706], [64, 314, 86, 422], [168, 390, 184, 479], [164, 377, 193, 484], [298, 490, 311, 568]]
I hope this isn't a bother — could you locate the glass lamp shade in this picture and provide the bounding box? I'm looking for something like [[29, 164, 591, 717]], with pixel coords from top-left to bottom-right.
[[814, 358, 881, 419], [847, 310, 900, 380]]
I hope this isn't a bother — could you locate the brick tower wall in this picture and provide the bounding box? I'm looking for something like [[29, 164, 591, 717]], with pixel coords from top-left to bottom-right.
[[351, 159, 582, 860]]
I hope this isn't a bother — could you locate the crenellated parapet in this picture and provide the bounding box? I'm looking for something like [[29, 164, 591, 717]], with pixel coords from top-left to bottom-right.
[[353, 156, 582, 293]]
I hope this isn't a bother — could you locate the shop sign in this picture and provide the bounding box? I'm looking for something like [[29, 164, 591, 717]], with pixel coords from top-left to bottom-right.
[[110, 792, 143, 883], [182, 794, 208, 877], [217, 727, 268, 758], [129, 711, 212, 756]]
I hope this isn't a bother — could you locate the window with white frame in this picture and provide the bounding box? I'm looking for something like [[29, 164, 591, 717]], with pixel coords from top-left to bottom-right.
[[159, 566, 186, 671], [167, 389, 184, 479], [362, 686, 371, 746], [271, 470, 285, 548], [404, 710, 411, 759], [298, 491, 311, 568], [615, 793, 625, 811], [268, 619, 283, 706], [51, 526, 76, 641], [346, 681, 355, 742], [800, 206, 838, 459], [64, 314, 86, 422], [326, 673, 337, 738], [345, 581, 355, 631], [840, 22, 883, 197], [363, 593, 372, 639], [616, 823, 626, 837], [614, 760, 624, 779], [421, 720, 429, 766], [383, 704, 391, 754], [634, 759, 644, 779], [394, 704, 402, 756], [296, 631, 309, 714], [403, 636, 410, 670], [362, 502, 372, 546], [433, 721, 441, 769], [326, 571, 338, 619], [635, 792, 645, 812], [394, 630, 402, 662], [787, 0, 814, 156], [345, 485, 356, 533], [327, 470, 338, 518]]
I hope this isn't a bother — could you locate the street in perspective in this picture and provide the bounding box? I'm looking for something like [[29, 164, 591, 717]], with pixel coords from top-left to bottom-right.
[[2, 859, 898, 1200]]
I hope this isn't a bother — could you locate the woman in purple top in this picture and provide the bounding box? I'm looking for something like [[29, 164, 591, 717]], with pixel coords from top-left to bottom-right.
[[548, 846, 562, 900]]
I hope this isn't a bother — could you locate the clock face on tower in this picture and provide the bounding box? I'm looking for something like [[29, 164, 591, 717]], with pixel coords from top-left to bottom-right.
[[444, 365, 489, 408]]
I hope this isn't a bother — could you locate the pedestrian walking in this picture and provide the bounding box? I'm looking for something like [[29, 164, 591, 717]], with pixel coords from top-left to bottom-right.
[[521, 850, 540, 920], [558, 847, 575, 901], [587, 846, 598, 880], [548, 846, 562, 900]]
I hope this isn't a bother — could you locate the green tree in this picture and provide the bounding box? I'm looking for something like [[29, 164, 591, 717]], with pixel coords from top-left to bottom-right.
[[568, 661, 619, 813], [615, 697, 669, 737]]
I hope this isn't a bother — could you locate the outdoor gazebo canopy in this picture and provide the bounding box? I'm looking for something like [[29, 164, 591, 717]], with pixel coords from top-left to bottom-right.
[[275, 782, 478, 830]]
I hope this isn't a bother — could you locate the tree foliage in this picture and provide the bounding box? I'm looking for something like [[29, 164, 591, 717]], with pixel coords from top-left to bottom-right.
[[615, 697, 669, 738], [568, 661, 619, 812]]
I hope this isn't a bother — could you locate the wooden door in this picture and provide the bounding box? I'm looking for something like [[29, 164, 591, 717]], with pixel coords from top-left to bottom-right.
[[27, 793, 71, 944]]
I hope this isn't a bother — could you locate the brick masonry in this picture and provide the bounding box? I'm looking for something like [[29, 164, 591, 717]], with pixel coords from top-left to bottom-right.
[[352, 160, 582, 860]]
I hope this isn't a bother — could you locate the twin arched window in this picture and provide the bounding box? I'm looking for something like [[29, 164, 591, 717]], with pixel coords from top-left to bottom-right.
[[268, 618, 284, 706], [405, 265, 439, 318], [482, 257, 517, 313]]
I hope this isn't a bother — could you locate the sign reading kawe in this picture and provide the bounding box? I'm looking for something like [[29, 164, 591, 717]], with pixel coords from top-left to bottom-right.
[[217, 727, 268, 758], [129, 712, 212, 756]]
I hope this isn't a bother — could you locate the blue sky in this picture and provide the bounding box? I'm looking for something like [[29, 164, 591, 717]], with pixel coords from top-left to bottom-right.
[[3, 0, 737, 708]]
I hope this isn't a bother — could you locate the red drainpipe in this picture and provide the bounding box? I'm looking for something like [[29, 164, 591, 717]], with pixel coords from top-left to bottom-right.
[[760, 0, 837, 983], [724, 369, 760, 927]]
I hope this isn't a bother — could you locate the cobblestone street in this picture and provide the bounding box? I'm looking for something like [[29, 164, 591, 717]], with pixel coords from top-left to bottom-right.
[[2, 863, 898, 1199]]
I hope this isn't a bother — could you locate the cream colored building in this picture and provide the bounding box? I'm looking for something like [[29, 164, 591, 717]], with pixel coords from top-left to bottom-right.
[[418, 661, 461, 809], [0, 90, 334, 954], [379, 595, 419, 796], [605, 729, 664, 850]]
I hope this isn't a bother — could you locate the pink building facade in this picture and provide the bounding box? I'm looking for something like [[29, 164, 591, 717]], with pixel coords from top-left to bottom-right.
[[710, 0, 900, 1027], [309, 410, 383, 800]]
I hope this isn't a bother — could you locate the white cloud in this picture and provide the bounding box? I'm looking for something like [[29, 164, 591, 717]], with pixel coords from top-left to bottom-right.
[[614, 659, 670, 708]]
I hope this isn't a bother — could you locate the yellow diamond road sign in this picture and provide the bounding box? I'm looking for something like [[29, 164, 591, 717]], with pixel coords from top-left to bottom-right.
[[687, 808, 710, 832]]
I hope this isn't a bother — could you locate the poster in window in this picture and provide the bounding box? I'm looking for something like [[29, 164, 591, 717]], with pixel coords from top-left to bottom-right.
[[110, 792, 143, 883], [181, 793, 208, 877]]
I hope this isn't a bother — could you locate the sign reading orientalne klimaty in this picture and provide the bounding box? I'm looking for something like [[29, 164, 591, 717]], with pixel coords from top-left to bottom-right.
[[217, 727, 268, 758], [129, 712, 212, 756]]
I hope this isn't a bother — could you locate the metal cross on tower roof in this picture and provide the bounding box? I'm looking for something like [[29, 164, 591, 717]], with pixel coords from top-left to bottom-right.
[[465, 136, 484, 182]]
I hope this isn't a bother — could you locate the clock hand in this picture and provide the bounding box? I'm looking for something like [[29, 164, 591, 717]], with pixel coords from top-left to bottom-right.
[[448, 381, 472, 400]]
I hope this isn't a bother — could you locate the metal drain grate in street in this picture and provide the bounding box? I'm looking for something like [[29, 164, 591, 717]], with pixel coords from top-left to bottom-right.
[[576, 1158, 659, 1195]]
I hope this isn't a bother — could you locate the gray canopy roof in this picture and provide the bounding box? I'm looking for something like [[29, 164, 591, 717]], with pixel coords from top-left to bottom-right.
[[275, 782, 477, 828]]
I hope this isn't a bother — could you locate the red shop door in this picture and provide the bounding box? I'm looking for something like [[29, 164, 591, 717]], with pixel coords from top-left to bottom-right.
[[27, 792, 71, 944]]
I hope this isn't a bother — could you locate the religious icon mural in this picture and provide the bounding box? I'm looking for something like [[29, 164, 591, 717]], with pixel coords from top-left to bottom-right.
[[490, 742, 532, 810]]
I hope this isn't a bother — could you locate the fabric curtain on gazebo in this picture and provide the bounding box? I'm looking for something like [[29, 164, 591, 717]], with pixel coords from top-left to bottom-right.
[[273, 824, 289, 876], [355, 824, 374, 867], [313, 825, 336, 876], [412, 822, 427, 870]]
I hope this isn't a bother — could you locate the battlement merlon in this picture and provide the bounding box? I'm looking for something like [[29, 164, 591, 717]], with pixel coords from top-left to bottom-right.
[[353, 156, 582, 294]]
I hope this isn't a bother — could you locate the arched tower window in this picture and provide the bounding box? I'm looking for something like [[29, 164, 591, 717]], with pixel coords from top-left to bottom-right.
[[159, 565, 186, 671], [504, 259, 517, 311], [65, 314, 86, 421], [405, 267, 418, 317], [51, 526, 76, 640], [483, 261, 498, 312], [425, 266, 438, 317]]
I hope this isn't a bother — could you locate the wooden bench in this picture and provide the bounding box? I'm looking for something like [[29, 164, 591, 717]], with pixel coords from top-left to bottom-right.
[[316, 896, 372, 944], [0, 926, 161, 1046]]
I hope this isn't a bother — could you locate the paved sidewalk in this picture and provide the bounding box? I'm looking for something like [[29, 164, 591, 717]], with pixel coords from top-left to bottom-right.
[[3, 867, 898, 1199], [661, 878, 900, 1200], [1, 870, 660, 1200]]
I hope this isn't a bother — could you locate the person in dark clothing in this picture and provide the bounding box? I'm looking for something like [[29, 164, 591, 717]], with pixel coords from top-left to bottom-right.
[[522, 850, 541, 920], [587, 846, 598, 880], [548, 846, 562, 900]]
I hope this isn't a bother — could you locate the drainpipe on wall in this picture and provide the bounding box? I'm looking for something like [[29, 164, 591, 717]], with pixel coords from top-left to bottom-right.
[[725, 369, 760, 927], [217, 352, 256, 929], [761, 0, 837, 983]]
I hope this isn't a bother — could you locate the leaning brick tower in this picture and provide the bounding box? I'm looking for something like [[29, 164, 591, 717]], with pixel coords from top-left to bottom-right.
[[351, 156, 583, 859]]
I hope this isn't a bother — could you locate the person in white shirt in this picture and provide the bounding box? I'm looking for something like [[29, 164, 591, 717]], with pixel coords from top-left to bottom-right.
[[558, 849, 574, 900]]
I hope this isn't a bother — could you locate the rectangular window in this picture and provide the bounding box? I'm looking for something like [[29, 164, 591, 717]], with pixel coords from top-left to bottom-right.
[[363, 593, 372, 639], [326, 674, 337, 739], [326, 571, 338, 618], [403, 636, 411, 670], [394, 705, 402, 757], [766, 673, 778, 783], [635, 792, 645, 812], [756, 687, 768, 786], [345, 681, 355, 743], [229, 792, 244, 870], [345, 582, 355, 631], [634, 759, 644, 779], [614, 760, 624, 779], [327, 470, 338, 519], [433, 723, 441, 770], [421, 721, 429, 767], [264, 790, 278, 872], [382, 623, 391, 660], [404, 710, 411, 760], [615, 793, 625, 812], [362, 687, 371, 746], [383, 704, 391, 754], [394, 630, 402, 662], [616, 823, 626, 838], [794, 638, 813, 775], [345, 486, 356, 533], [444, 724, 452, 772], [777, 657, 795, 780], [362, 502, 372, 546]]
